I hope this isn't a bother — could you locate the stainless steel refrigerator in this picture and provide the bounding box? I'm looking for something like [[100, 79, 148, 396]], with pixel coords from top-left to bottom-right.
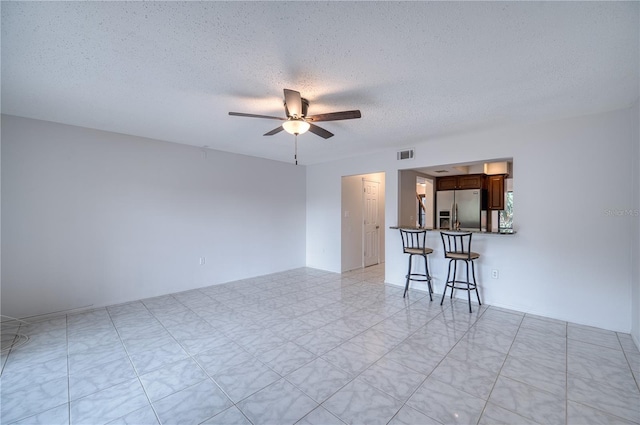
[[436, 189, 482, 230]]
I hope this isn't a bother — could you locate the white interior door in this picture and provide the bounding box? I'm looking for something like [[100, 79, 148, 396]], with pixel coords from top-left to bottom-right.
[[363, 179, 380, 267]]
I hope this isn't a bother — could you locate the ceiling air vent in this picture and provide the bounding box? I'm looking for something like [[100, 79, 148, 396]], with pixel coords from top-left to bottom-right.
[[397, 149, 414, 160]]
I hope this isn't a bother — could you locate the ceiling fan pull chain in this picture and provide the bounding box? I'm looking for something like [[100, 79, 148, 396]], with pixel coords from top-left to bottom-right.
[[294, 134, 298, 165]]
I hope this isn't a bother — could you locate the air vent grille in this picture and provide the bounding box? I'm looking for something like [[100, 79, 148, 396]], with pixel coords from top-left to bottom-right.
[[397, 149, 415, 160]]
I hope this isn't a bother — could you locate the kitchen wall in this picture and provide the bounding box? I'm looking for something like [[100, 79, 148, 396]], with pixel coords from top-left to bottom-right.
[[1, 115, 307, 319], [398, 169, 431, 227], [307, 105, 639, 335]]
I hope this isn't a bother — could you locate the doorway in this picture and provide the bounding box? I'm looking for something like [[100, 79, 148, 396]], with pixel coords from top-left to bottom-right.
[[341, 172, 385, 272]]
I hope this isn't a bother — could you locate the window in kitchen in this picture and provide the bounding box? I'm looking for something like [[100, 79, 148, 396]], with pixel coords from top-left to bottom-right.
[[499, 191, 513, 230]]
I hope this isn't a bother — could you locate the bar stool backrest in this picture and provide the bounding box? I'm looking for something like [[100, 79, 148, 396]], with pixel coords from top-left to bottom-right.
[[399, 229, 429, 254], [440, 231, 474, 260]]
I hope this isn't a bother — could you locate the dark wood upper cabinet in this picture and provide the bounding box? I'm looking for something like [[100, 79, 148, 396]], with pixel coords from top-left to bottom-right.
[[436, 174, 485, 191], [457, 174, 485, 190], [436, 176, 458, 191], [487, 174, 505, 210]]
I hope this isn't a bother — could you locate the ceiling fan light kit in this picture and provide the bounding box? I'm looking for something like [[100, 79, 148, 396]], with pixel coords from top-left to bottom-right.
[[282, 119, 310, 135], [229, 88, 362, 164]]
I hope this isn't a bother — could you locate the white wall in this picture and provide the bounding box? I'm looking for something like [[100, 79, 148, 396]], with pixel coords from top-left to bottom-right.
[[1, 115, 307, 319], [631, 101, 640, 347], [341, 172, 385, 272], [307, 106, 638, 333], [307, 155, 390, 271], [341, 176, 363, 272]]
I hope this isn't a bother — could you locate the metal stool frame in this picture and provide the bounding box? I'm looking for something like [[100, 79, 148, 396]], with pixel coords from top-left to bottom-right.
[[399, 229, 433, 300], [439, 231, 482, 313]]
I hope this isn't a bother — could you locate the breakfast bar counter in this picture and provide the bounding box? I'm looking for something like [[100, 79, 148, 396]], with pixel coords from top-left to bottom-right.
[[389, 226, 516, 235]]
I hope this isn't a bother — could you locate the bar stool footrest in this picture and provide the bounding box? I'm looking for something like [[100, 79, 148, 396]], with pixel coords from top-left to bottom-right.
[[444, 280, 478, 291], [406, 273, 432, 282]]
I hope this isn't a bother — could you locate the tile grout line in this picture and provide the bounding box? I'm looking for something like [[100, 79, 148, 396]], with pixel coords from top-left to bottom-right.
[[179, 289, 270, 424], [566, 328, 640, 423], [216, 271, 393, 422], [617, 332, 640, 393], [146, 293, 260, 423], [284, 289, 446, 424], [379, 300, 489, 425], [104, 306, 162, 425], [474, 309, 529, 425], [184, 275, 370, 422], [171, 294, 265, 424], [383, 301, 456, 425], [567, 324, 640, 424], [246, 273, 382, 422], [135, 295, 203, 424]]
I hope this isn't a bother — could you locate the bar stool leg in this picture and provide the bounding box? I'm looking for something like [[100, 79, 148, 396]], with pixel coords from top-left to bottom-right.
[[466, 260, 472, 313], [472, 261, 482, 305], [404, 254, 413, 298], [422, 254, 433, 301], [450, 260, 458, 299], [440, 259, 452, 306]]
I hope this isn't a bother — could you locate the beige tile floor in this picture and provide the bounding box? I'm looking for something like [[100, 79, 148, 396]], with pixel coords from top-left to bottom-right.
[[1, 264, 639, 424]]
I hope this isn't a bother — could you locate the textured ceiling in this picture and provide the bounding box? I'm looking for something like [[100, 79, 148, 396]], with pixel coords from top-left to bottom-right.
[[2, 2, 638, 164]]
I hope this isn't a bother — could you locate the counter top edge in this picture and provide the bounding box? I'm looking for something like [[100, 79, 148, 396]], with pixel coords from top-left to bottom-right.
[[389, 226, 516, 235]]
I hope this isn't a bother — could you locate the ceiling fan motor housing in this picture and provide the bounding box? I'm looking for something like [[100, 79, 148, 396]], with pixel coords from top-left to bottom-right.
[[285, 98, 309, 119]]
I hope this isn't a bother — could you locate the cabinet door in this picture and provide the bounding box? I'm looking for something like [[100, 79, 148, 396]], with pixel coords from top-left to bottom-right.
[[487, 175, 505, 210], [437, 176, 458, 191], [457, 174, 484, 190]]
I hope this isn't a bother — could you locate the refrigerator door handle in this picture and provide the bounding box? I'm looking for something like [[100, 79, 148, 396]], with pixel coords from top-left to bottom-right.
[[453, 202, 458, 227]]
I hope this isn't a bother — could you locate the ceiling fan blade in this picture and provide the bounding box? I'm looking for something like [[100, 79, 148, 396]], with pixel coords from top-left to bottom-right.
[[308, 123, 334, 139], [229, 112, 285, 120], [306, 110, 362, 122], [283, 89, 303, 118], [263, 126, 284, 136]]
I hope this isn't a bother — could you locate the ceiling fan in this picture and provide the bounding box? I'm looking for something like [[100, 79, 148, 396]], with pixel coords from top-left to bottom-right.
[[228, 89, 362, 139]]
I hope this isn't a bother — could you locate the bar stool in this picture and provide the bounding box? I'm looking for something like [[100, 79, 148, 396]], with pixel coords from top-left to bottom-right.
[[440, 231, 482, 312], [399, 229, 433, 300]]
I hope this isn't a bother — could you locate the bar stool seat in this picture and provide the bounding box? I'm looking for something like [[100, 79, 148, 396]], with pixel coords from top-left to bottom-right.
[[399, 229, 434, 300], [440, 231, 482, 312], [404, 247, 434, 255], [445, 251, 480, 260]]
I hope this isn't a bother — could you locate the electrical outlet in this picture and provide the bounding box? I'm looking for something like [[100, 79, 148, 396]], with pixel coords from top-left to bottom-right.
[[199, 257, 206, 265], [491, 269, 499, 279]]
